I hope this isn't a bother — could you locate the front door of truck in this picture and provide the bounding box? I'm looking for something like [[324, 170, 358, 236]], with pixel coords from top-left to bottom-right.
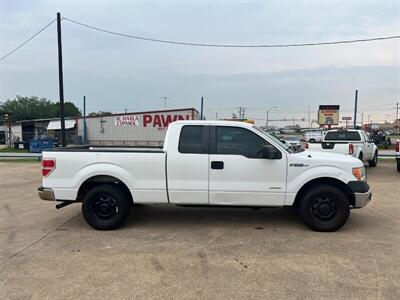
[[208, 126, 287, 206]]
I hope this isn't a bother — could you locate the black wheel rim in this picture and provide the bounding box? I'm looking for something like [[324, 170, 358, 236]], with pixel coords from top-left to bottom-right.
[[92, 195, 119, 219], [311, 195, 337, 221]]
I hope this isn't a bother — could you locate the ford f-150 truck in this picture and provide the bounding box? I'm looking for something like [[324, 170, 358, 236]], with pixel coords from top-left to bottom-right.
[[307, 129, 378, 166], [38, 121, 372, 232]]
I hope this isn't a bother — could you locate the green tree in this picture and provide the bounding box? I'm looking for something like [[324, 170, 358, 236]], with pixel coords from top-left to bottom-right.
[[0, 95, 81, 122], [54, 102, 82, 118], [88, 111, 113, 117]]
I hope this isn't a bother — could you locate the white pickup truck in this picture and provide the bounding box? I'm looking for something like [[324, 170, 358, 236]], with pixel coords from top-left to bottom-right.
[[38, 121, 372, 232], [307, 129, 378, 166]]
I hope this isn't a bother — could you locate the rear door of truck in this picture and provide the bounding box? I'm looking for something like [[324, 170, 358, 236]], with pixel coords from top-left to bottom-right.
[[166, 124, 210, 204]]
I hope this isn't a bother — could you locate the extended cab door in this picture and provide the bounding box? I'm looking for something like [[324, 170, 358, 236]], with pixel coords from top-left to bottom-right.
[[362, 132, 374, 160], [208, 126, 287, 206], [166, 125, 210, 204]]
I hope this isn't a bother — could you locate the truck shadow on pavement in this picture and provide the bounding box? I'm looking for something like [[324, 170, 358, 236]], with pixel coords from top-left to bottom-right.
[[110, 205, 359, 232], [114, 204, 377, 233]]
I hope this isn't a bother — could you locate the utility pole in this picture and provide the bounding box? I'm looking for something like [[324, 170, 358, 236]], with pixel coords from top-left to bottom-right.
[[361, 112, 364, 129], [353, 90, 358, 129], [368, 114, 372, 135], [200, 97, 204, 120], [4, 113, 12, 148], [238, 107, 246, 119], [266, 106, 277, 129], [161, 96, 169, 110], [396, 102, 399, 135], [83, 96, 87, 144], [57, 12, 66, 147], [308, 105, 311, 128]]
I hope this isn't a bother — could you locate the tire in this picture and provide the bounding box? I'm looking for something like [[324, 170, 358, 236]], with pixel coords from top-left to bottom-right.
[[82, 184, 131, 230], [397, 159, 400, 172], [309, 139, 315, 143], [358, 153, 363, 162], [368, 151, 378, 167], [297, 184, 350, 232]]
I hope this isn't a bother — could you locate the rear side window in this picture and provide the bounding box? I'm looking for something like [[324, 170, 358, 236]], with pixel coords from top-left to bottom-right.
[[178, 126, 207, 154], [324, 131, 361, 141]]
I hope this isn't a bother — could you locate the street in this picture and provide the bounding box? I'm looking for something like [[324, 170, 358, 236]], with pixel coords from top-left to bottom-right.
[[0, 161, 399, 299]]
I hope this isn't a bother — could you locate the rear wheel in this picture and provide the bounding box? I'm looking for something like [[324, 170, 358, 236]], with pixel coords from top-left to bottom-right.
[[397, 159, 400, 172], [309, 139, 315, 143], [297, 184, 350, 232], [368, 151, 378, 167], [82, 184, 131, 230]]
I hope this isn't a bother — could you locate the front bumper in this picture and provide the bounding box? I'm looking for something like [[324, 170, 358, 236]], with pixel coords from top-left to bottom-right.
[[347, 181, 372, 208], [38, 186, 55, 201]]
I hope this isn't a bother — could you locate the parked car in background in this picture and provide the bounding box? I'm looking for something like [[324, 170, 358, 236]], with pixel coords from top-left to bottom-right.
[[282, 136, 302, 151], [304, 130, 325, 143], [39, 120, 371, 232], [384, 130, 394, 136], [396, 140, 400, 172], [307, 129, 378, 166]]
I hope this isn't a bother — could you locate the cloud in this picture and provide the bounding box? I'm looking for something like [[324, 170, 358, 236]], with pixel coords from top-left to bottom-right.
[[0, 0, 399, 125]]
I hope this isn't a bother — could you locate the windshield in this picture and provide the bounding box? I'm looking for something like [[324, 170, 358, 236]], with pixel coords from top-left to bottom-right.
[[253, 126, 294, 153]]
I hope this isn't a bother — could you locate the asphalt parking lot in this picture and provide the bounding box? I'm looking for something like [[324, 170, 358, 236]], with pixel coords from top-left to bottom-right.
[[0, 161, 399, 299]]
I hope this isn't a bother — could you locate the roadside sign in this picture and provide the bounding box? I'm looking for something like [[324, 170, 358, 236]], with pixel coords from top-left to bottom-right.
[[342, 116, 352, 121], [318, 105, 340, 125]]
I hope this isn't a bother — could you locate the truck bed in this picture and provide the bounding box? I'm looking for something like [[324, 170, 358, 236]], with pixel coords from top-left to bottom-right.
[[41, 147, 168, 203]]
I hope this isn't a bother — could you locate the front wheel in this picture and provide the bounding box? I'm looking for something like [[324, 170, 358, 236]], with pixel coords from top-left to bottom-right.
[[297, 184, 350, 232], [82, 184, 131, 230], [368, 151, 378, 167]]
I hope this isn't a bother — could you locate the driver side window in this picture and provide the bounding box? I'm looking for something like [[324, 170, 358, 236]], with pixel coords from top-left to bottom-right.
[[215, 126, 269, 158]]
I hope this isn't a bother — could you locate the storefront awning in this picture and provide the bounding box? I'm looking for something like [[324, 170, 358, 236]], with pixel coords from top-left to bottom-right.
[[47, 120, 76, 130]]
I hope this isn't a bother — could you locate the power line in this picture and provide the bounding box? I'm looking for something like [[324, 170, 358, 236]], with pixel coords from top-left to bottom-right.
[[63, 17, 400, 48], [1, 16, 399, 63], [0, 18, 56, 62]]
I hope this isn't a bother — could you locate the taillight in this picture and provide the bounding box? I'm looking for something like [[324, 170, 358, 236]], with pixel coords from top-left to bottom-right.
[[396, 140, 400, 153], [349, 143, 354, 155], [305, 143, 309, 149], [42, 159, 56, 177]]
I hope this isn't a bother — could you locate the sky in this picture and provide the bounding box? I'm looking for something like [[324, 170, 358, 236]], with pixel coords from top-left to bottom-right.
[[0, 0, 399, 127]]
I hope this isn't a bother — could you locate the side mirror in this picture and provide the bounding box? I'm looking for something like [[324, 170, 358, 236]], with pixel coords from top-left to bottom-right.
[[262, 145, 282, 159]]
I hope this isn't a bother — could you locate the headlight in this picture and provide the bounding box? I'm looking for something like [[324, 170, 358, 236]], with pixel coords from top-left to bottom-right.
[[352, 167, 367, 181]]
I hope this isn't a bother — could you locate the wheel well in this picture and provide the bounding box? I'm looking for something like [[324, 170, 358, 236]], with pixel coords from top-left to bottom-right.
[[293, 177, 355, 208], [77, 175, 133, 205]]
